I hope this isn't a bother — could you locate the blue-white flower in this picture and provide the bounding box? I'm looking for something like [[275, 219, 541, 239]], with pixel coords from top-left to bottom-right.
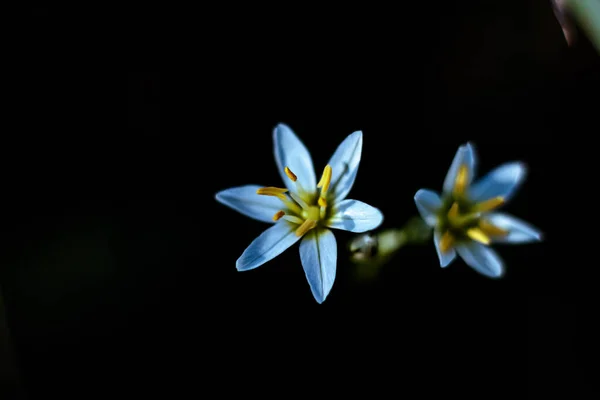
[[215, 123, 384, 303], [414, 143, 543, 278]]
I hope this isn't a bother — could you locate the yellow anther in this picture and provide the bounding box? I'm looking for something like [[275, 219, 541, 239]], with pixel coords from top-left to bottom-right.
[[475, 196, 505, 212], [466, 227, 491, 245], [479, 220, 508, 237], [453, 164, 469, 196], [447, 202, 460, 219], [439, 231, 455, 253], [317, 164, 333, 193], [273, 210, 285, 221], [295, 219, 317, 237], [318, 197, 327, 208], [284, 166, 297, 182], [256, 187, 289, 201]]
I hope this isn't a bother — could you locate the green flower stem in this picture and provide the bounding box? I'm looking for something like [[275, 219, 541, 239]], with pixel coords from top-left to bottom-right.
[[567, 0, 600, 52], [349, 216, 433, 281]]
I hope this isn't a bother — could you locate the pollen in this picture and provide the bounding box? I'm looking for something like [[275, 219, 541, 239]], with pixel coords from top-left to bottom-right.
[[257, 164, 332, 238], [447, 202, 460, 219], [466, 227, 491, 245], [284, 166, 297, 182], [273, 210, 286, 221], [479, 220, 508, 237], [439, 231, 455, 253], [317, 164, 332, 193], [295, 219, 317, 237], [453, 164, 469, 196], [475, 196, 504, 212], [256, 187, 289, 201]]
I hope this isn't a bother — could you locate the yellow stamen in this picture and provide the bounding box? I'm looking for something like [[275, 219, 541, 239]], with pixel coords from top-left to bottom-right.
[[318, 197, 327, 208], [317, 164, 332, 193], [283, 215, 304, 224], [453, 164, 469, 196], [475, 196, 505, 212], [439, 231, 455, 253], [295, 219, 317, 237], [479, 220, 508, 237], [284, 166, 297, 182], [256, 187, 289, 201], [273, 210, 285, 221], [466, 227, 491, 245], [447, 202, 460, 219]]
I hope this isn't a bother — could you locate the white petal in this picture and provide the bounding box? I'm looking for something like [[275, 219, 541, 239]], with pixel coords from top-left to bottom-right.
[[273, 123, 316, 194], [236, 222, 301, 271], [485, 212, 543, 244], [443, 142, 477, 195], [326, 131, 363, 202], [455, 242, 505, 278], [299, 229, 337, 304], [215, 185, 283, 223], [326, 199, 384, 233], [433, 230, 456, 268], [469, 162, 527, 203], [414, 189, 442, 227]]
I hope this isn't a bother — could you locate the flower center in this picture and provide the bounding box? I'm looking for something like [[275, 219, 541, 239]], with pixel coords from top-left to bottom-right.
[[256, 165, 333, 237], [437, 164, 509, 253]]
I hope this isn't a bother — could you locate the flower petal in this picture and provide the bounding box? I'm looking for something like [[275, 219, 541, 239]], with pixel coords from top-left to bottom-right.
[[326, 131, 363, 202], [433, 230, 456, 268], [236, 222, 301, 271], [414, 189, 442, 227], [215, 185, 283, 223], [299, 229, 337, 304], [469, 162, 527, 203], [485, 212, 543, 244], [443, 142, 476, 195], [551, 0, 577, 46], [326, 199, 384, 233], [273, 123, 316, 194], [455, 241, 505, 278]]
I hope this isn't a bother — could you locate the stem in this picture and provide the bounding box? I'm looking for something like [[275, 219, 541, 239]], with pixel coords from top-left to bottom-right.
[[349, 216, 433, 280], [567, 0, 600, 52]]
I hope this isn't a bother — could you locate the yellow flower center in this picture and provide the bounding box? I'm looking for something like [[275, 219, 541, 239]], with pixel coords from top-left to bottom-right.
[[256, 165, 333, 237], [438, 164, 509, 253]]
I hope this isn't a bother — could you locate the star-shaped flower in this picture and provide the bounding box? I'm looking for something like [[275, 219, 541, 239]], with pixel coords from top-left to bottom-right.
[[414, 143, 542, 278], [216, 123, 384, 303]]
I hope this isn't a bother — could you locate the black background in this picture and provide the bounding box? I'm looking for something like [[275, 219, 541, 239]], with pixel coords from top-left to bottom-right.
[[2, 2, 599, 398]]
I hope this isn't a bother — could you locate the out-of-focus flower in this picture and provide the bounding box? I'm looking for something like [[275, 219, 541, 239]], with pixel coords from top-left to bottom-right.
[[552, 0, 577, 46], [216, 124, 383, 303], [414, 143, 542, 278]]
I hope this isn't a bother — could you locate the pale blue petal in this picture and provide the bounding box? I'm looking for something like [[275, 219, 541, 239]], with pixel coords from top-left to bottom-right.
[[326, 199, 384, 233], [443, 142, 476, 195], [455, 241, 505, 278], [236, 222, 301, 271], [326, 131, 363, 202], [485, 212, 543, 244], [433, 230, 456, 268], [273, 123, 316, 194], [299, 229, 337, 304], [414, 189, 442, 227], [469, 162, 527, 203], [215, 185, 282, 223]]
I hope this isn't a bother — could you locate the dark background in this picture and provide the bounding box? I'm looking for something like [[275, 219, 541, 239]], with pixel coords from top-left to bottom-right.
[[2, 2, 598, 398]]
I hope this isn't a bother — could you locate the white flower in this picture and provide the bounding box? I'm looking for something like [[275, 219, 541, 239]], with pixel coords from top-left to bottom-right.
[[215, 123, 384, 303], [414, 142, 543, 278]]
